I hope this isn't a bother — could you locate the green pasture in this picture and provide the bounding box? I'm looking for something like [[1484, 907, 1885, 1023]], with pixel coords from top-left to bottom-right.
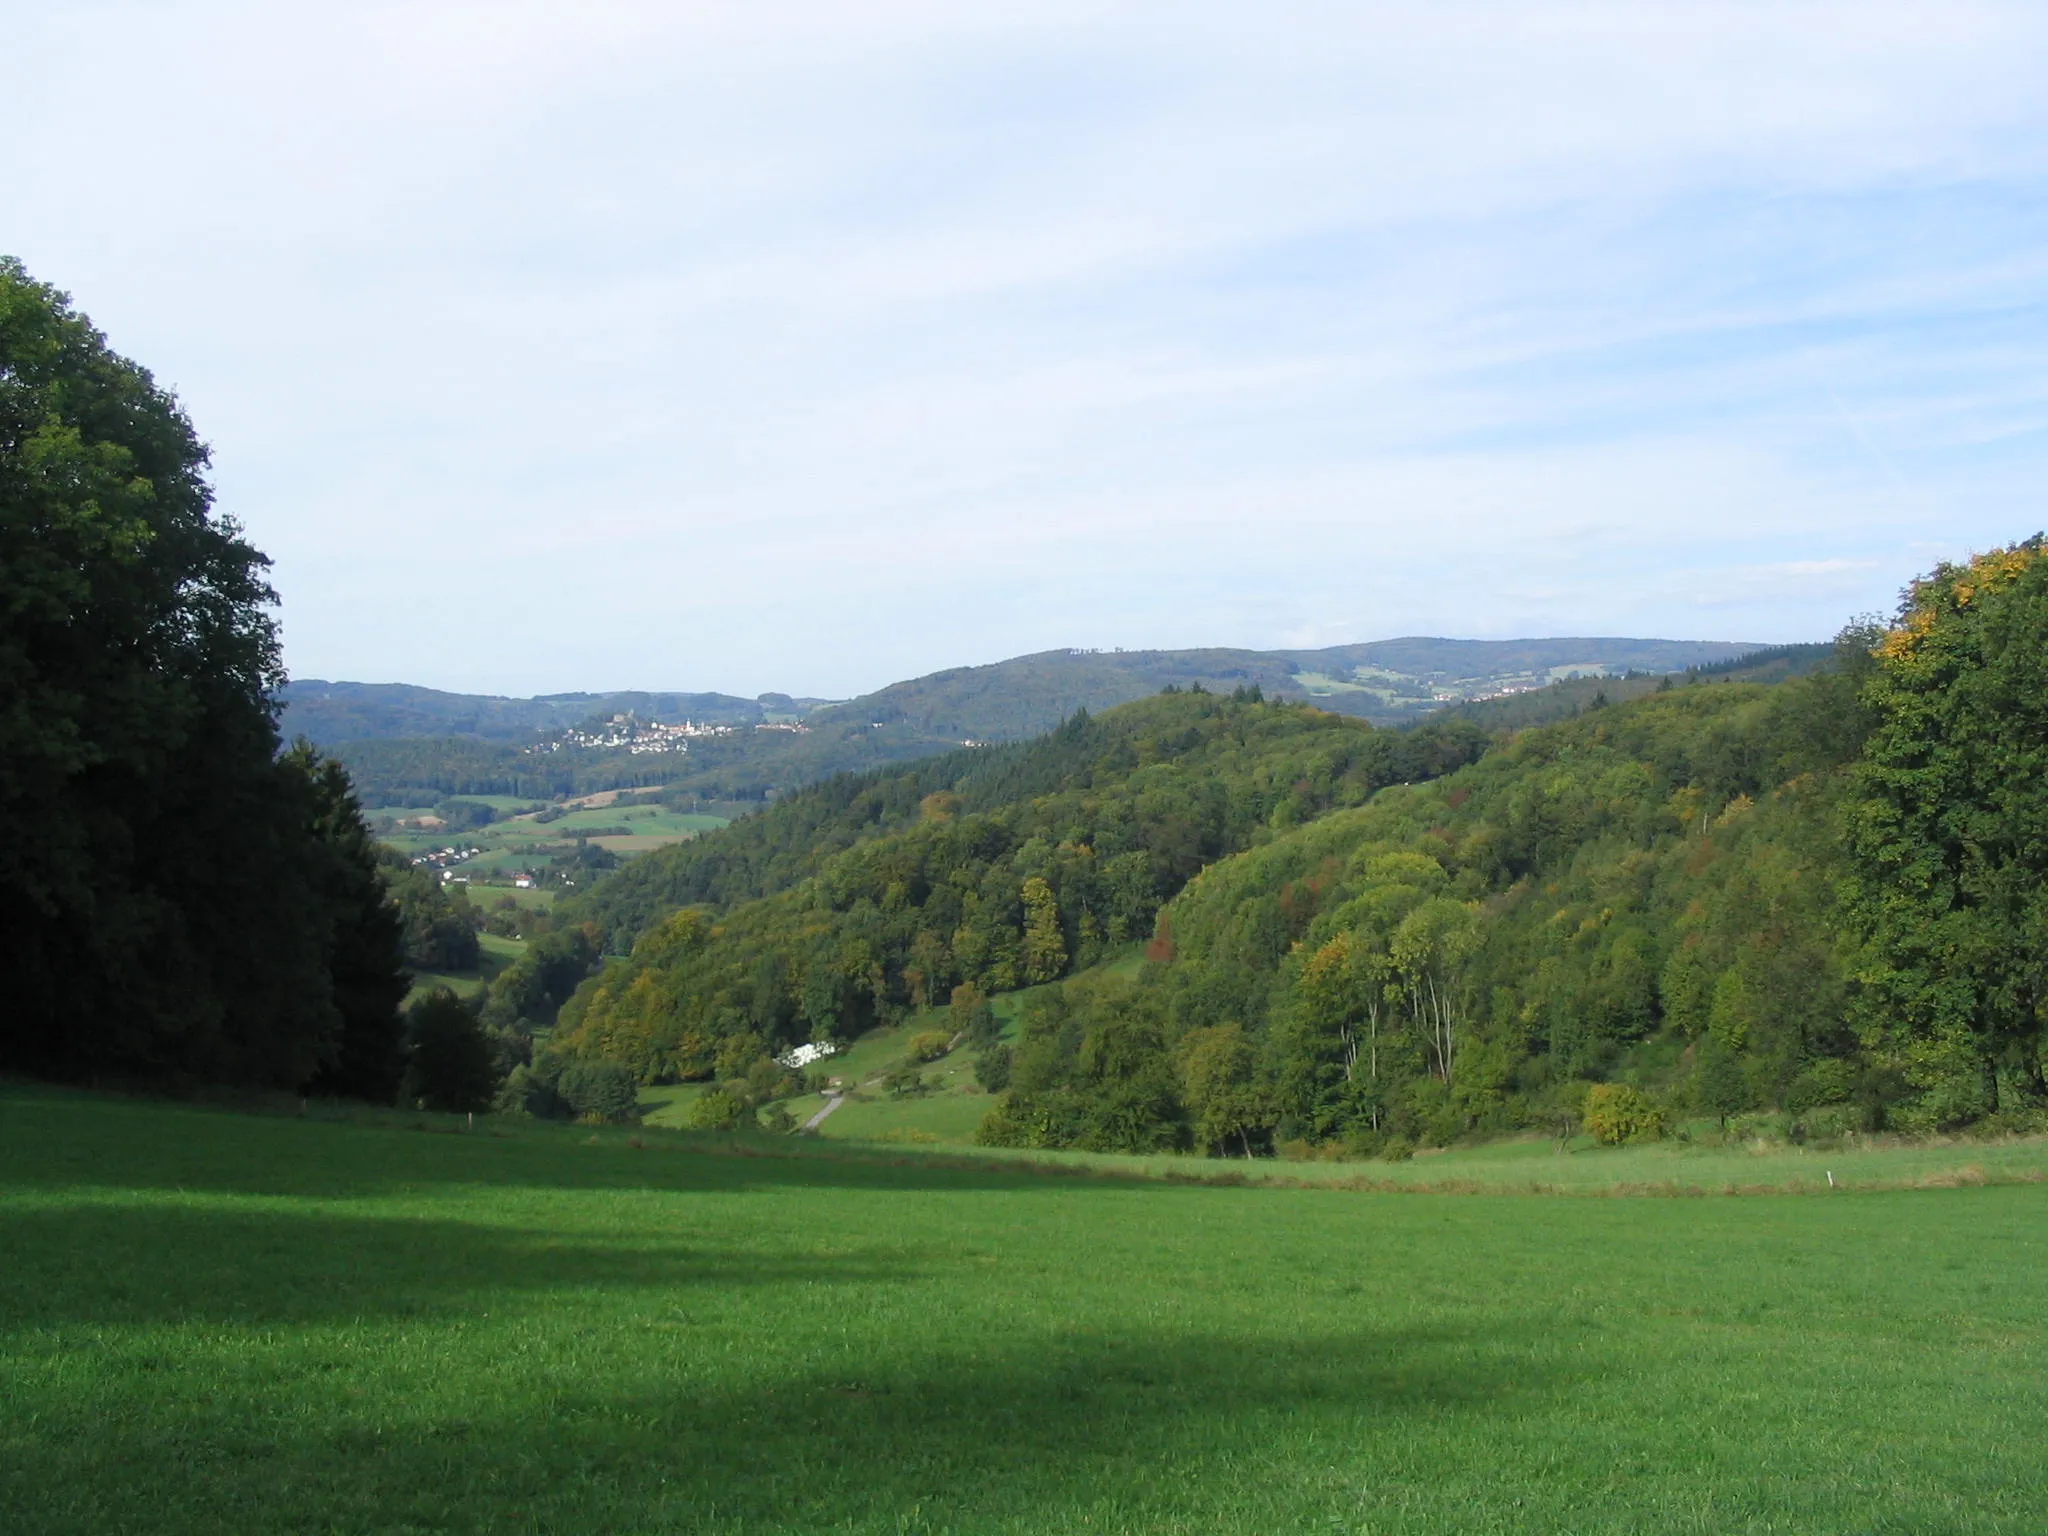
[[2, 1085, 2044, 1535], [507, 806, 729, 838], [902, 1123, 2048, 1195], [470, 883, 554, 913], [588, 832, 694, 854], [637, 1081, 711, 1128], [362, 802, 441, 825], [377, 805, 729, 887], [816, 1088, 996, 1144], [405, 932, 526, 1004], [1291, 668, 1380, 697]]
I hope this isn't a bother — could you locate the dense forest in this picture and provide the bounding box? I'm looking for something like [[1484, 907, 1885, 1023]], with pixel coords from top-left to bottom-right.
[[546, 695, 1488, 1080], [983, 666, 1872, 1153]]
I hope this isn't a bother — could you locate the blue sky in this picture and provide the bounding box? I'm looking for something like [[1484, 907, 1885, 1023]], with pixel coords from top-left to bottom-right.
[[7, 2, 2046, 697]]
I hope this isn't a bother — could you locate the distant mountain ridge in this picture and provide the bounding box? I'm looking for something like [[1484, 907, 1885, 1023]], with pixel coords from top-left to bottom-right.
[[284, 636, 1795, 806], [277, 682, 830, 743], [281, 636, 1766, 746]]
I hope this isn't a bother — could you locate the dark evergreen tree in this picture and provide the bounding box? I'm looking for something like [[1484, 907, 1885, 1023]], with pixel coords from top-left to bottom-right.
[[401, 989, 497, 1112], [291, 744, 410, 1103]]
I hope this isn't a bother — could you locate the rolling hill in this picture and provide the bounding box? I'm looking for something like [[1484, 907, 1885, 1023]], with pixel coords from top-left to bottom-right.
[[283, 636, 1765, 743], [287, 636, 1778, 806]]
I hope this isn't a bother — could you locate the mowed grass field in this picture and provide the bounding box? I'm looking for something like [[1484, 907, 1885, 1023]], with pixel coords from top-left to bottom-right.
[[4, 1087, 2045, 1534]]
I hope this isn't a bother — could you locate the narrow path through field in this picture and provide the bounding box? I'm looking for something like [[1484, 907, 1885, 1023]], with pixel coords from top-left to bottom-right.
[[802, 1093, 845, 1132]]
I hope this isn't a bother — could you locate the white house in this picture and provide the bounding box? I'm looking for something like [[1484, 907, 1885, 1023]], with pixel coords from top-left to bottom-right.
[[777, 1041, 839, 1070]]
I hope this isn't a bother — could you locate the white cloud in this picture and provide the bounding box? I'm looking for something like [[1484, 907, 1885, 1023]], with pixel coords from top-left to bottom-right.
[[5, 2, 2046, 693]]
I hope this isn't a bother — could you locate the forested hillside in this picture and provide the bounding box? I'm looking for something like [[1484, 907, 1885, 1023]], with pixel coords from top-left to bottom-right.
[[977, 548, 2048, 1155], [547, 694, 1488, 1080], [1442, 643, 1833, 732], [546, 542, 2048, 1153], [998, 665, 1874, 1153]]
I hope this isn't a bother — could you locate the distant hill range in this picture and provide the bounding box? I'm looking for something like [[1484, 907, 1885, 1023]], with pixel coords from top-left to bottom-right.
[[275, 682, 832, 742], [283, 637, 1824, 806]]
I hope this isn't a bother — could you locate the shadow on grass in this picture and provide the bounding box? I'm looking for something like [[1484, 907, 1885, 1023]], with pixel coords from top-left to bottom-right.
[[0, 1082, 1196, 1201], [0, 1314, 1565, 1534], [0, 1202, 925, 1330]]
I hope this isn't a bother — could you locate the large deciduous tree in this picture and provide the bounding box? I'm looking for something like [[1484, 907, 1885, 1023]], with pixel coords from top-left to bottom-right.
[[1847, 537, 2048, 1126], [0, 258, 404, 1091]]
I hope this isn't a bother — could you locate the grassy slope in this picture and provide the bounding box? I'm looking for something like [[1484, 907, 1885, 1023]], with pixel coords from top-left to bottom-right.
[[2, 1085, 2043, 1535], [404, 931, 526, 1003]]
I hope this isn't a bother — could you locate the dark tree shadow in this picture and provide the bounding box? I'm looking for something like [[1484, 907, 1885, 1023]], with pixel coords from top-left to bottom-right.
[[0, 1088, 1580, 1534], [0, 1203, 924, 1330]]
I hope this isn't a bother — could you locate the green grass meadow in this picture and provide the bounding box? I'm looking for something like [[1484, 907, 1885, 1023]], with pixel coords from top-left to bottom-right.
[[3, 1085, 2045, 1534], [404, 931, 527, 1004]]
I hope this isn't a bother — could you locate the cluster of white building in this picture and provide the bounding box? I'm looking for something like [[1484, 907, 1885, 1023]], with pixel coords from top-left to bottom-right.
[[526, 713, 818, 755], [530, 713, 736, 756], [412, 845, 483, 881]]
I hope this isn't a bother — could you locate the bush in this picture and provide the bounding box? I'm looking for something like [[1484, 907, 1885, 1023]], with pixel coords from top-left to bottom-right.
[[685, 1088, 744, 1130], [950, 984, 1001, 1049], [559, 1060, 641, 1124], [1785, 1058, 1855, 1113], [742, 1056, 798, 1105], [1584, 1083, 1665, 1145], [1693, 1041, 1751, 1127], [974, 1044, 1013, 1093], [401, 989, 497, 1113], [1378, 1135, 1415, 1163], [907, 1030, 953, 1064], [493, 1063, 569, 1119], [881, 1066, 927, 1099], [756, 1102, 797, 1134]]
